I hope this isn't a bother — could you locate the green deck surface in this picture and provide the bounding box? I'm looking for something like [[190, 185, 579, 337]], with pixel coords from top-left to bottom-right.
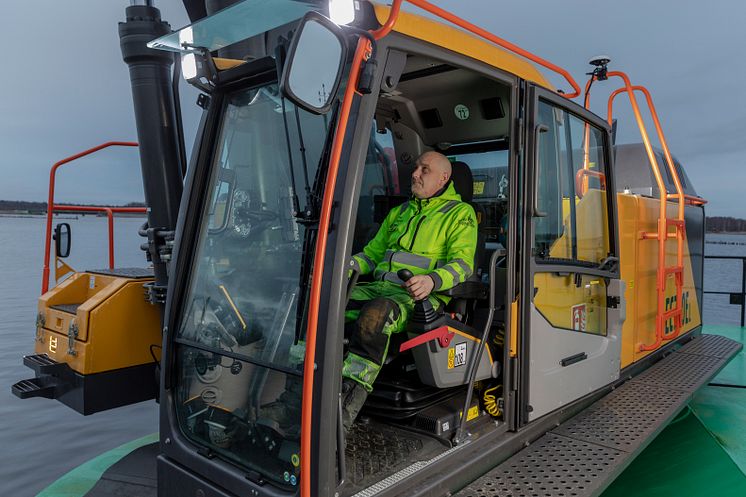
[[602, 326, 746, 497], [36, 433, 157, 497]]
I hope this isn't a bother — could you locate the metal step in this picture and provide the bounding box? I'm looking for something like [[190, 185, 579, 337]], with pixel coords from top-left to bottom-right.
[[454, 334, 742, 497]]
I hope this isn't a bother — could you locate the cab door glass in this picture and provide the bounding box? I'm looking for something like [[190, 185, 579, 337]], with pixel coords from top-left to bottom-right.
[[534, 100, 610, 265]]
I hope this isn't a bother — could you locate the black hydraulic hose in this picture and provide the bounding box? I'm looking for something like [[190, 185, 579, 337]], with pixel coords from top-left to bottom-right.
[[454, 249, 504, 445], [172, 53, 188, 178]]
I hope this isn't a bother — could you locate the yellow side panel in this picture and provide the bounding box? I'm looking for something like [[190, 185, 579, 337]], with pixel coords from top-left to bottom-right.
[[373, 4, 552, 89], [36, 273, 161, 374], [617, 193, 702, 367]]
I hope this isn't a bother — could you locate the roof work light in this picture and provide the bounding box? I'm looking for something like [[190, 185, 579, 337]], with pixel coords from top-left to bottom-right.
[[329, 0, 356, 25]]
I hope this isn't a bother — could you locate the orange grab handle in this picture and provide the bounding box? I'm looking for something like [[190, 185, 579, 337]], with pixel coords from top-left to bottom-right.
[[575, 168, 606, 198]]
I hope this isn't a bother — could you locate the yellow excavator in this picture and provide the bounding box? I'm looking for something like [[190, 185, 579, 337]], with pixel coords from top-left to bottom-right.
[[13, 1, 741, 496]]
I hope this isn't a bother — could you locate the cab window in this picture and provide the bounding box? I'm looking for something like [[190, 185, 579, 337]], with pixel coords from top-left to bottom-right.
[[534, 100, 610, 265]]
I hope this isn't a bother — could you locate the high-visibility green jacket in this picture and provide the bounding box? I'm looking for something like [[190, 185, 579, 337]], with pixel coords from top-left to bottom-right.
[[351, 182, 478, 295]]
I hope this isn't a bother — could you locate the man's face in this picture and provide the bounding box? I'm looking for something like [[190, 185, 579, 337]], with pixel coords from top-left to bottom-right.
[[411, 154, 448, 199]]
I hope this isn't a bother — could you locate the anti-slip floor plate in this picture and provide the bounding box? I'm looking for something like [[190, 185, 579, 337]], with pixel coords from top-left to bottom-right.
[[454, 334, 742, 497]]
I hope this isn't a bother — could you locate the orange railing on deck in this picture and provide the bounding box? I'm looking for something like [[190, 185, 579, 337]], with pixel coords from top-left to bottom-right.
[[42, 142, 143, 294], [602, 73, 707, 351]]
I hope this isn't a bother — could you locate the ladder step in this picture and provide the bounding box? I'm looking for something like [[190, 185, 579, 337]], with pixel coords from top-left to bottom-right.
[[664, 266, 683, 275], [662, 308, 681, 320], [666, 219, 685, 228], [11, 377, 58, 399]]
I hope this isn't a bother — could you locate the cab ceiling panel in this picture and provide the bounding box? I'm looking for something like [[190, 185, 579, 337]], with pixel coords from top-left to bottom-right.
[[382, 66, 511, 147]]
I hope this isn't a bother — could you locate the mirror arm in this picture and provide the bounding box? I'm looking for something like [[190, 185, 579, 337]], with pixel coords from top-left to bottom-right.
[[533, 124, 549, 217]]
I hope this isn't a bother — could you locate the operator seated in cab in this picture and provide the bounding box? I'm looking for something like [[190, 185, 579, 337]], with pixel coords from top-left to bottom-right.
[[342, 151, 478, 430]]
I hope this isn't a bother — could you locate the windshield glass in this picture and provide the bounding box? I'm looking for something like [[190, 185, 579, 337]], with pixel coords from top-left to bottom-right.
[[174, 82, 332, 490]]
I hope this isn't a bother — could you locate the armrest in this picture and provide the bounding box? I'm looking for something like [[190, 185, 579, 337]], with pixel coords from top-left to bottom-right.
[[440, 280, 489, 299]]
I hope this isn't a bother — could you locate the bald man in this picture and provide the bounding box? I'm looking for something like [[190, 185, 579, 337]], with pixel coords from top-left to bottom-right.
[[341, 151, 478, 430]]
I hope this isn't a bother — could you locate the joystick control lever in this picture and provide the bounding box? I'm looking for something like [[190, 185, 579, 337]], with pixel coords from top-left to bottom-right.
[[397, 269, 443, 330]]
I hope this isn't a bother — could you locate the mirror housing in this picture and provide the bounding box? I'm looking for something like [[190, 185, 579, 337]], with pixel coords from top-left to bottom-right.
[[54, 223, 71, 258], [280, 12, 347, 115]]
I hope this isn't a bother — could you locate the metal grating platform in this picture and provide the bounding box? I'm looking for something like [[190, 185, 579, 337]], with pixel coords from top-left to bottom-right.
[[87, 267, 154, 278], [455, 334, 741, 497], [631, 352, 725, 392], [552, 384, 690, 451], [675, 333, 743, 359], [456, 434, 625, 497]]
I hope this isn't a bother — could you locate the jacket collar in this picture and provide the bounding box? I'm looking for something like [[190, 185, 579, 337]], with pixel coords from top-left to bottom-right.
[[413, 180, 462, 206]]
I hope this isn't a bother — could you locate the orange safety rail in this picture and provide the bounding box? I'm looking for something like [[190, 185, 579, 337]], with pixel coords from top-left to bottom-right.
[[42, 141, 142, 294], [604, 73, 695, 351]]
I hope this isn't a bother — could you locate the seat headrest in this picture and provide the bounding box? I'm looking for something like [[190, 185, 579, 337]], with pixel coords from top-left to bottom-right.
[[450, 161, 473, 203]]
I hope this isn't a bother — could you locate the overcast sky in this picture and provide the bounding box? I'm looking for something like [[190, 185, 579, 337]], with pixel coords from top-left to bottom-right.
[[2, 0, 744, 216]]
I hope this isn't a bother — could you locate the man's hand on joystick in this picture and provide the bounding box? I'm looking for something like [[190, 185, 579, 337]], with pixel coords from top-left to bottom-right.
[[397, 269, 435, 301]]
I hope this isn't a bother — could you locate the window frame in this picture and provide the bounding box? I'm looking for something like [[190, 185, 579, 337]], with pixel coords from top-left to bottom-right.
[[528, 86, 619, 275]]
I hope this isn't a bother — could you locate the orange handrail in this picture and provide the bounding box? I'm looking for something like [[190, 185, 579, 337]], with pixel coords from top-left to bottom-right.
[[604, 73, 690, 351], [575, 168, 606, 198], [299, 38, 369, 497], [42, 141, 139, 294]]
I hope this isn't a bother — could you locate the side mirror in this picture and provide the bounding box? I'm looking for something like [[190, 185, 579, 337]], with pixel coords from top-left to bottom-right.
[[280, 12, 347, 115], [54, 223, 71, 258]]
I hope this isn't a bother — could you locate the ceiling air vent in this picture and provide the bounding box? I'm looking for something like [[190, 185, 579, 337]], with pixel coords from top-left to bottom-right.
[[479, 97, 505, 120], [419, 108, 443, 129]]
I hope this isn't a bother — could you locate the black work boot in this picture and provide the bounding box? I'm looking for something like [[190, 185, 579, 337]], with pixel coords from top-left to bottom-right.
[[341, 378, 368, 432]]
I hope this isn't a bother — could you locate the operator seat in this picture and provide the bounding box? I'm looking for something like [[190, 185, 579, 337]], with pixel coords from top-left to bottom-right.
[[363, 161, 495, 422]]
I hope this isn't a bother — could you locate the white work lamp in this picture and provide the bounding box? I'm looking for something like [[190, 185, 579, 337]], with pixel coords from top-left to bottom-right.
[[329, 0, 356, 25]]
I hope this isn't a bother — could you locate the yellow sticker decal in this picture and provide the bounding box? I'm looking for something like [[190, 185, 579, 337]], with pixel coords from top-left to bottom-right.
[[467, 405, 480, 421], [473, 181, 485, 195], [447, 348, 455, 369]]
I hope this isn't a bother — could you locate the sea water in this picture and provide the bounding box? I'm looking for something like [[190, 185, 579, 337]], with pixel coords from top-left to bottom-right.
[[0, 216, 744, 495]]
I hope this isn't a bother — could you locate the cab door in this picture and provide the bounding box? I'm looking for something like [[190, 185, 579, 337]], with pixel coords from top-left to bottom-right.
[[522, 86, 625, 422]]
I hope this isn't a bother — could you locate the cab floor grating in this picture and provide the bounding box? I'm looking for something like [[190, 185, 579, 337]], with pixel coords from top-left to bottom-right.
[[454, 335, 741, 497], [87, 267, 154, 278], [675, 333, 743, 359], [342, 419, 446, 494]]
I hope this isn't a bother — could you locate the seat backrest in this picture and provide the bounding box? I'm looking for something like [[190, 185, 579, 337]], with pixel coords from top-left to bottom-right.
[[449, 160, 485, 280], [450, 161, 474, 203]]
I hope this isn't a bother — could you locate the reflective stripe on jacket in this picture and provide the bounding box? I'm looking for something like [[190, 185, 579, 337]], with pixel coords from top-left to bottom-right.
[[350, 181, 477, 294]]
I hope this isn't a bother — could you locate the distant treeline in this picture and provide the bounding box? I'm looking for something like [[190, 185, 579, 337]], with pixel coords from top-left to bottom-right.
[[706, 217, 746, 233], [0, 200, 145, 214]]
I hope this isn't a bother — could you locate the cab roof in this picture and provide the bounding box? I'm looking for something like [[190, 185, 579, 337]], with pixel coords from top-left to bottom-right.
[[372, 3, 553, 90]]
